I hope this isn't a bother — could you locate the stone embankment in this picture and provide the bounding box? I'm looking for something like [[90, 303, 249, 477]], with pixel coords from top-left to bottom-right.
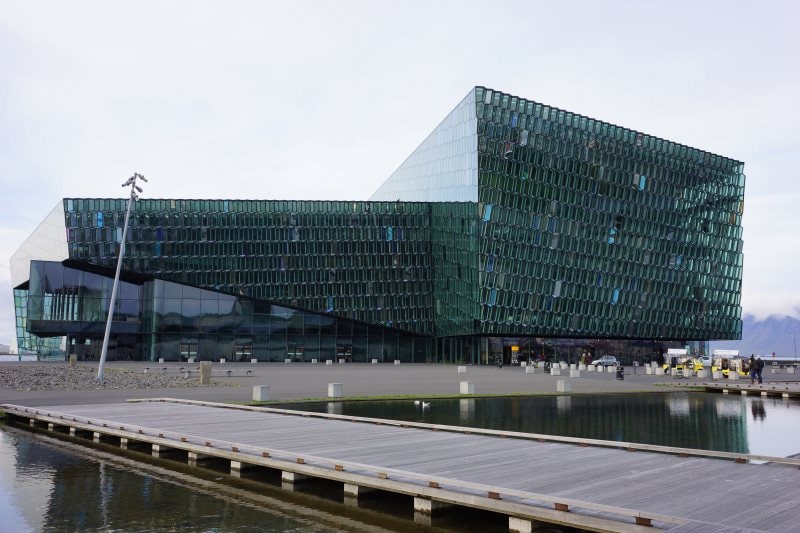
[[0, 365, 226, 391]]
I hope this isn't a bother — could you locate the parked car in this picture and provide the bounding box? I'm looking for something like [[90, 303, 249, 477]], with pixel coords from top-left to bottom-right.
[[592, 355, 618, 367]]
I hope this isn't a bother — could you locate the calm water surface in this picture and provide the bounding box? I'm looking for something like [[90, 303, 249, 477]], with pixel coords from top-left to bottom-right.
[[289, 392, 800, 457], [0, 426, 413, 533]]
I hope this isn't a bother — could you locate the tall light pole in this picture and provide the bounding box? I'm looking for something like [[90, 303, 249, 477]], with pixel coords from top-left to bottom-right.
[[97, 173, 147, 382], [791, 334, 797, 364]]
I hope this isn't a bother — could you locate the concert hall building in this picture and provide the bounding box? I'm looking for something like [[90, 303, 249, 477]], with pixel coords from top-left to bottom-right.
[[11, 87, 745, 364]]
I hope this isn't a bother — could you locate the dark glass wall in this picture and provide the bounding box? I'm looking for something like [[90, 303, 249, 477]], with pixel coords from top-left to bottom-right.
[[64, 199, 435, 336], [24, 261, 432, 362], [13, 287, 63, 358], [431, 202, 480, 336], [474, 86, 744, 340]]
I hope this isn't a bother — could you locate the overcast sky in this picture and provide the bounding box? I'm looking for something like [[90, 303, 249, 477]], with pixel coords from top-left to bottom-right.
[[1, 0, 798, 348]]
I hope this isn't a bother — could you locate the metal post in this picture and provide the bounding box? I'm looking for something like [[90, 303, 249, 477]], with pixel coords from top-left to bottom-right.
[[792, 334, 797, 363], [97, 173, 147, 382]]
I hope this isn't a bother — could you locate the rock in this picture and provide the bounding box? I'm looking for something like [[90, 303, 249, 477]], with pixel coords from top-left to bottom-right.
[[0, 366, 230, 391]]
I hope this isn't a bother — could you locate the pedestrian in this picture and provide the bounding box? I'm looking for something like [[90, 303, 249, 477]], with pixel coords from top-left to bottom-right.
[[749, 354, 757, 384], [756, 356, 764, 384]]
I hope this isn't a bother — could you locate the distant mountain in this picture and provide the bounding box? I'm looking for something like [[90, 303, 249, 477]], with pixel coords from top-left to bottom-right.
[[710, 315, 800, 358]]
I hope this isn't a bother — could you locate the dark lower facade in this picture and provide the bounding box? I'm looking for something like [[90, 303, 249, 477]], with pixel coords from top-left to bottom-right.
[[17, 260, 701, 364]]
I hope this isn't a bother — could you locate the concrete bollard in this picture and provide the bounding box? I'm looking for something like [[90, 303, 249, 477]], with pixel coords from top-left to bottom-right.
[[158, 357, 165, 363], [787, 367, 796, 374], [199, 361, 212, 385], [728, 372, 739, 380], [520, 361, 527, 367], [550, 367, 561, 376], [560, 362, 568, 369], [328, 383, 342, 398], [219, 358, 226, 364], [251, 358, 258, 364], [372, 359, 378, 364], [569, 363, 577, 370], [570, 369, 581, 378], [578, 364, 587, 371], [557, 379, 571, 393], [394, 360, 401, 365], [771, 368, 780, 374], [253, 385, 270, 401], [596, 366, 604, 373], [696, 370, 706, 379], [646, 366, 654, 375], [311, 359, 318, 364], [338, 358, 345, 364], [325, 360, 333, 365], [459, 381, 475, 394], [586, 364, 595, 372], [525, 366, 535, 374], [457, 366, 467, 373], [712, 370, 722, 380], [69, 354, 77, 368], [285, 358, 292, 364], [188, 357, 196, 363], [655, 368, 665, 376]]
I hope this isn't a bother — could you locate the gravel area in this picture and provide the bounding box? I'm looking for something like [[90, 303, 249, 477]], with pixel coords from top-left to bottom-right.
[[0, 365, 228, 391]]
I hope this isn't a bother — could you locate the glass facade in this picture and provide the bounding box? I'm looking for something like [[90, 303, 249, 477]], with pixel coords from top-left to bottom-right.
[[370, 90, 478, 202], [10, 86, 744, 362], [64, 199, 435, 336], [473, 86, 744, 341], [25, 261, 432, 362]]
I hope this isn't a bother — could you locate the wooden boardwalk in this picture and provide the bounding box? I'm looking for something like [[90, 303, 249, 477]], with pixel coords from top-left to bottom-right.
[[4, 398, 800, 533], [699, 381, 800, 400]]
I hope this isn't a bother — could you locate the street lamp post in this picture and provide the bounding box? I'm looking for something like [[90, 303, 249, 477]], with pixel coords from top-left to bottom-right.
[[791, 334, 797, 364], [96, 173, 147, 382]]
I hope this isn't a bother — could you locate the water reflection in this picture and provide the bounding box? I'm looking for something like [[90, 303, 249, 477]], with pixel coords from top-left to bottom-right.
[[288, 393, 800, 457], [459, 399, 474, 424], [750, 400, 766, 421], [0, 426, 358, 532]]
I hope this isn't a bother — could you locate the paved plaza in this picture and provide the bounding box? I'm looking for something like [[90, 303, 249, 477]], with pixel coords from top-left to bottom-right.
[[2, 360, 781, 407]]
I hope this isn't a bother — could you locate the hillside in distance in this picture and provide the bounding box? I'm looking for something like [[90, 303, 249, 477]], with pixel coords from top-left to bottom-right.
[[710, 315, 800, 358]]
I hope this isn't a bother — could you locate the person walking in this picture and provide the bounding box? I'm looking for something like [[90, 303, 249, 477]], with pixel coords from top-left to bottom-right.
[[756, 356, 765, 384], [749, 355, 757, 384]]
